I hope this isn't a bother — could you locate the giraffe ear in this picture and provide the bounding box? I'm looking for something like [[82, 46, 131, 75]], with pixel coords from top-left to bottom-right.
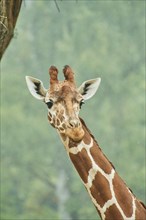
[[78, 78, 101, 100], [25, 76, 47, 100]]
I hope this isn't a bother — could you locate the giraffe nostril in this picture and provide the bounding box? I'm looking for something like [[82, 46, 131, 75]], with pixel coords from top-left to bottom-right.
[[69, 121, 75, 128], [69, 119, 80, 128]]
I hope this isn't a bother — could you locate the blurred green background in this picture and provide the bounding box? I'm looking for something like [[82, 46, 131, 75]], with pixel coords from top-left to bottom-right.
[[1, 1, 145, 220]]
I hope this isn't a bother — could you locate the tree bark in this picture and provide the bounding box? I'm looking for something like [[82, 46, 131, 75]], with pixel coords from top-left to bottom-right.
[[0, 0, 22, 60]]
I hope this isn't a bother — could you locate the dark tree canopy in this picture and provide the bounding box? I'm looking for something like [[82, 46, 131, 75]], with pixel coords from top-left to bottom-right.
[[0, 0, 22, 60]]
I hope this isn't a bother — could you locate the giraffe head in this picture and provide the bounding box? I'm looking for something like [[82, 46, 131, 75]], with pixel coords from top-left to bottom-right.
[[26, 65, 101, 142]]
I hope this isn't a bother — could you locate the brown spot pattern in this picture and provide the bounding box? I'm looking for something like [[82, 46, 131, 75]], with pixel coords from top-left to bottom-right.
[[59, 126, 64, 132], [60, 133, 67, 142], [62, 123, 66, 129], [57, 118, 60, 126], [68, 139, 78, 148], [47, 114, 52, 122], [69, 148, 92, 183], [90, 172, 112, 207], [105, 204, 123, 220], [113, 173, 133, 217], [90, 145, 113, 174], [53, 117, 56, 125]]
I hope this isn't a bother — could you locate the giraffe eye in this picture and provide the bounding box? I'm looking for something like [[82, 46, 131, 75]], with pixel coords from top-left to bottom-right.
[[46, 99, 53, 109], [79, 100, 85, 109]]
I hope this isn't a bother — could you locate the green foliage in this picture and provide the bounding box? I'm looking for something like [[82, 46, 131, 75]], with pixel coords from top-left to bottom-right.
[[1, 1, 145, 220]]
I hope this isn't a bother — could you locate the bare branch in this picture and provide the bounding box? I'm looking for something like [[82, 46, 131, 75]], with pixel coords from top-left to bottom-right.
[[54, 0, 60, 13]]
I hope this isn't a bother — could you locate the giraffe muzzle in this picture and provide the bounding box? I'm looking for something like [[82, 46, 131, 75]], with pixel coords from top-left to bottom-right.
[[65, 125, 85, 142]]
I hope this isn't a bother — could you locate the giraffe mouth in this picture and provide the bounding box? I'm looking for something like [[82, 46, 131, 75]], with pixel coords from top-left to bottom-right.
[[65, 127, 85, 142]]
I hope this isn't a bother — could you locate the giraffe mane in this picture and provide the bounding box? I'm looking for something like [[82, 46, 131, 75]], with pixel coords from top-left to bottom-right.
[[79, 117, 115, 170]]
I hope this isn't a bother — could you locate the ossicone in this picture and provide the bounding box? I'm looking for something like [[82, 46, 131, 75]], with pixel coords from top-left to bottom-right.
[[49, 66, 58, 85], [63, 65, 75, 84]]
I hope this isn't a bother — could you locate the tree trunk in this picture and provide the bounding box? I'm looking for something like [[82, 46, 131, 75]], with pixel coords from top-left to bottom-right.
[[0, 0, 22, 60]]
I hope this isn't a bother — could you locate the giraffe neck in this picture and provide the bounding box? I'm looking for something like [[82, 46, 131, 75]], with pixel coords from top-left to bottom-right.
[[59, 118, 146, 220]]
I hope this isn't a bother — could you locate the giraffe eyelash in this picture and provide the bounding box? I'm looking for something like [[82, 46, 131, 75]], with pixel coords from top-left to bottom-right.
[[79, 99, 85, 109]]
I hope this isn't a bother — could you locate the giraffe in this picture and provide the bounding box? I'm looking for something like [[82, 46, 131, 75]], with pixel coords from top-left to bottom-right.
[[25, 65, 146, 220]]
